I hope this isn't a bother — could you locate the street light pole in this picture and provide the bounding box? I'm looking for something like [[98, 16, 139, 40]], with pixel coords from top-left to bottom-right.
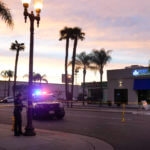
[[21, 0, 42, 136]]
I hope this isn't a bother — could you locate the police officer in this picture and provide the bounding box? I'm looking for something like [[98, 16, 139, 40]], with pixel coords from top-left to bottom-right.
[[14, 93, 24, 136]]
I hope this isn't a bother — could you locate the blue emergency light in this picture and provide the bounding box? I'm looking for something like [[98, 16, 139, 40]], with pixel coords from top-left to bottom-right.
[[33, 89, 48, 96], [34, 90, 41, 95]]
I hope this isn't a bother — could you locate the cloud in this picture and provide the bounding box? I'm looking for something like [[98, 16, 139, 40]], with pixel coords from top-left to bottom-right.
[[0, 0, 150, 83]]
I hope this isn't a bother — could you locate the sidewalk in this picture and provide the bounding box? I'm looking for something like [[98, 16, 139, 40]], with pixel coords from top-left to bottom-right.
[[0, 124, 113, 150]]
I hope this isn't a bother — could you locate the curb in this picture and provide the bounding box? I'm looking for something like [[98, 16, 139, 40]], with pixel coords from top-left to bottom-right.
[[0, 124, 114, 150], [65, 107, 133, 114]]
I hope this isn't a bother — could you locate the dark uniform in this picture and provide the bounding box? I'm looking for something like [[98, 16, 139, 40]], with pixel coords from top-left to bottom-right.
[[14, 93, 24, 136]]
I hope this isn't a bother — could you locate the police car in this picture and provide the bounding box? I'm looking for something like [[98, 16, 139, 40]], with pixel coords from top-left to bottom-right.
[[32, 90, 65, 119]]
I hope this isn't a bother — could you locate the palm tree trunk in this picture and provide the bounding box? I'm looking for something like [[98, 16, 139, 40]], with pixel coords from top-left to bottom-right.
[[100, 68, 103, 106], [4, 80, 7, 97], [71, 37, 78, 107], [82, 67, 86, 106], [13, 50, 19, 98], [8, 78, 10, 96], [65, 38, 69, 107]]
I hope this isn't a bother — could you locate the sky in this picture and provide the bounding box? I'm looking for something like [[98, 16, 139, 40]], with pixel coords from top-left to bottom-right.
[[1, 0, 150, 84]]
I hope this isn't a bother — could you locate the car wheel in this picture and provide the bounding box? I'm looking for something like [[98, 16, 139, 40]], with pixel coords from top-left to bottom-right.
[[56, 114, 65, 120], [4, 100, 7, 103]]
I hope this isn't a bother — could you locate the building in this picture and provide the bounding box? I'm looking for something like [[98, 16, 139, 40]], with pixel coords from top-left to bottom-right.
[[84, 82, 108, 102], [0, 80, 81, 100], [107, 65, 150, 105]]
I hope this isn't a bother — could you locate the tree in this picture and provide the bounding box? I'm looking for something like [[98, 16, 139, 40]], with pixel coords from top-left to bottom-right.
[[33, 73, 48, 84], [69, 52, 96, 105], [0, 1, 13, 97], [3, 70, 14, 96], [70, 27, 85, 102], [24, 73, 48, 84], [90, 48, 112, 105], [76, 52, 96, 105], [10, 40, 25, 97], [59, 27, 73, 101], [1, 70, 8, 97], [74, 66, 80, 85], [0, 1, 13, 27]]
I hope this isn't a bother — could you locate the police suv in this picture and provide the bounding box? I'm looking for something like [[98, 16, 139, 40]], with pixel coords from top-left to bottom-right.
[[32, 90, 65, 119]]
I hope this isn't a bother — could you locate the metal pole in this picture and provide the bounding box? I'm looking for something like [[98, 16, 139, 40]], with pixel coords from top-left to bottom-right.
[[24, 12, 36, 136], [122, 103, 125, 122]]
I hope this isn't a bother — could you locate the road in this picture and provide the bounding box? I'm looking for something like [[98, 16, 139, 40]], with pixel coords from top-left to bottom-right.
[[0, 104, 150, 150]]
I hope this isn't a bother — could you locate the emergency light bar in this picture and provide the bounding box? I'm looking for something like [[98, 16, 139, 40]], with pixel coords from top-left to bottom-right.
[[33, 89, 48, 96]]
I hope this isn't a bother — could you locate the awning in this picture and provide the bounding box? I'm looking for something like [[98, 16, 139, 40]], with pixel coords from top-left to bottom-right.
[[134, 79, 150, 90]]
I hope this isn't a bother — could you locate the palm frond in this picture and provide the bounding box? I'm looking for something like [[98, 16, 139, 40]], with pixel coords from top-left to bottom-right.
[[71, 27, 85, 40], [0, 1, 13, 27], [2, 70, 14, 78], [59, 27, 73, 40], [10, 40, 25, 51], [91, 48, 112, 66], [42, 78, 48, 83]]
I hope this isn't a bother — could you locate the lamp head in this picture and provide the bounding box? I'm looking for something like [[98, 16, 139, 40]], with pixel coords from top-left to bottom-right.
[[21, 0, 31, 8], [34, 0, 43, 15]]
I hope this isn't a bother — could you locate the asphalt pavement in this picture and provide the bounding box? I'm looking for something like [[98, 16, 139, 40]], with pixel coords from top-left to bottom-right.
[[0, 124, 113, 150], [66, 103, 150, 115], [1, 102, 150, 150]]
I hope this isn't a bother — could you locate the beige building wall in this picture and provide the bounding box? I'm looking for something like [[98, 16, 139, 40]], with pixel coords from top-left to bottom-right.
[[107, 67, 146, 104], [107, 78, 138, 103], [0, 81, 81, 99]]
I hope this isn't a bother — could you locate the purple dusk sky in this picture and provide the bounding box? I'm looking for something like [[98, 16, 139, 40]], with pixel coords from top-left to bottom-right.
[[0, 0, 150, 83]]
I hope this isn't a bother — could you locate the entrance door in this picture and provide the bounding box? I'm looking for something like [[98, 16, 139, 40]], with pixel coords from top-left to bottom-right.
[[114, 89, 128, 104], [138, 90, 150, 103]]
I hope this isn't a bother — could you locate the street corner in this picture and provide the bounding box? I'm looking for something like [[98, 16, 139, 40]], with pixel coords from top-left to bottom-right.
[[36, 128, 114, 150], [0, 124, 113, 150]]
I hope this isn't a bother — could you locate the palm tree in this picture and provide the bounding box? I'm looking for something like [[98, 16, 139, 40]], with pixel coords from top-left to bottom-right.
[[59, 27, 73, 101], [74, 66, 80, 85], [10, 40, 25, 97], [33, 73, 48, 84], [71, 27, 85, 101], [24, 73, 48, 84], [1, 70, 8, 97], [90, 48, 112, 105], [0, 1, 13, 97], [3, 70, 14, 96], [76, 52, 96, 105], [69, 52, 96, 105], [0, 1, 13, 27]]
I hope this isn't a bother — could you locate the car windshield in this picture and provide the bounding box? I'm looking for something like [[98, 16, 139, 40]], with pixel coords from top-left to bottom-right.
[[33, 94, 56, 102]]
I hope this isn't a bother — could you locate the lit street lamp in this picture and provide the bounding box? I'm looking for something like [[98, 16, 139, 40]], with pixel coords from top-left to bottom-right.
[[21, 0, 43, 136]]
